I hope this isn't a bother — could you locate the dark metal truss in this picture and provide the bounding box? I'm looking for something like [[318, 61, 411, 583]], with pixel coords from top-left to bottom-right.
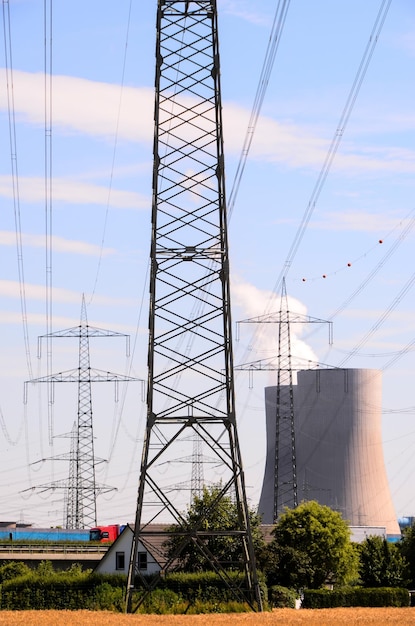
[[235, 279, 333, 520], [126, 0, 262, 612], [25, 296, 140, 529]]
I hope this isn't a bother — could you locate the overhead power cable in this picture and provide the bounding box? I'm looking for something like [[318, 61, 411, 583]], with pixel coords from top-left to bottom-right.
[[89, 0, 134, 304], [228, 0, 291, 219], [326, 209, 415, 323], [270, 0, 392, 301], [338, 271, 415, 368], [234, 0, 393, 376], [2, 0, 34, 379], [44, 0, 54, 444], [382, 337, 415, 372]]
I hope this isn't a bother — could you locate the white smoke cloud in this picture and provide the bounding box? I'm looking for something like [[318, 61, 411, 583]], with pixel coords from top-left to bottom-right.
[[231, 277, 319, 379]]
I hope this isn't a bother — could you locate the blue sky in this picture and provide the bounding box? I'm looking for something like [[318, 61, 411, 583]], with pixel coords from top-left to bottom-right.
[[0, 0, 414, 527]]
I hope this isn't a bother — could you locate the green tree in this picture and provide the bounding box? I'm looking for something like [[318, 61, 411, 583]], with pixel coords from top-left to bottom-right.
[[264, 500, 358, 591], [358, 535, 408, 587], [0, 561, 31, 582], [164, 484, 265, 572], [36, 560, 55, 577], [398, 524, 415, 588]]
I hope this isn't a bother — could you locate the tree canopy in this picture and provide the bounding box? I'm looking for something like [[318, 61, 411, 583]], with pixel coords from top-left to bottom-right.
[[398, 524, 415, 588], [164, 484, 265, 572], [264, 500, 358, 590], [358, 535, 408, 588]]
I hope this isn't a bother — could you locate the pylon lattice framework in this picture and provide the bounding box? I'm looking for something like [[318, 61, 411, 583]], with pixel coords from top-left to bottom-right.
[[26, 296, 140, 529], [126, 0, 262, 612], [235, 278, 333, 520]]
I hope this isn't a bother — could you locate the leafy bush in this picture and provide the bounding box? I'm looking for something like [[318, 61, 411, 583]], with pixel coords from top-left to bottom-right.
[[0, 561, 31, 582], [139, 588, 182, 614], [358, 535, 409, 587], [143, 570, 266, 605], [265, 501, 358, 591], [268, 584, 296, 608], [0, 568, 126, 611], [129, 571, 267, 613], [302, 586, 410, 608], [84, 581, 124, 612]]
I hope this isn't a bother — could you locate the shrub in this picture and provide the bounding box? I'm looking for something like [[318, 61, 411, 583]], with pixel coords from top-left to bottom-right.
[[0, 566, 264, 613], [268, 585, 296, 608], [0, 561, 31, 582], [302, 586, 410, 608]]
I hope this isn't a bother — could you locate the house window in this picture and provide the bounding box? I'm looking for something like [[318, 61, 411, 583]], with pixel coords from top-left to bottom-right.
[[116, 551, 125, 570], [137, 551, 147, 570]]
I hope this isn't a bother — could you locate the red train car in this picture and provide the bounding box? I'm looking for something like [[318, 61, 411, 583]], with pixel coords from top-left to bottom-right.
[[89, 524, 122, 542]]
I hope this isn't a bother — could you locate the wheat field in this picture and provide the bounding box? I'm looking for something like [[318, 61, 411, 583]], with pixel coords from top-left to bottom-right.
[[1, 610, 415, 625]]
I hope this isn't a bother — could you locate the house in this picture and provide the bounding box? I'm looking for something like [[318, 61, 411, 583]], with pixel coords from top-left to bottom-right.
[[94, 524, 167, 576], [95, 523, 288, 577]]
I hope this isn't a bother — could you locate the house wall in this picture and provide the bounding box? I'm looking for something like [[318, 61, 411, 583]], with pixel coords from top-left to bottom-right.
[[95, 528, 161, 576]]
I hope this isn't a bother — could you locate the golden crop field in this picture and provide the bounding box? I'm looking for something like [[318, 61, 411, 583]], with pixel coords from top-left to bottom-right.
[[1, 609, 415, 625]]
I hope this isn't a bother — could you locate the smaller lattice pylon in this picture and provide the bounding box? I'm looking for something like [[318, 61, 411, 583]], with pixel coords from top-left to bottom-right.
[[235, 278, 332, 520], [22, 423, 116, 529], [25, 295, 143, 529]]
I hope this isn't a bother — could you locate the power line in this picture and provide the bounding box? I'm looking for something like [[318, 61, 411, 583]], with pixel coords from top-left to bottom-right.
[[234, 0, 393, 373], [228, 0, 291, 219], [89, 0, 134, 304], [338, 271, 415, 367], [271, 0, 392, 298], [43, 0, 54, 444], [2, 0, 34, 379]]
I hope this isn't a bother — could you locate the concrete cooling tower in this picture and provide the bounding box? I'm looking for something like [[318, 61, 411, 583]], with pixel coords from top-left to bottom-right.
[[258, 368, 400, 536]]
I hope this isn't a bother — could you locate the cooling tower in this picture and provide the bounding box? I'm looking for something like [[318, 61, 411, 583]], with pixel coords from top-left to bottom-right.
[[258, 368, 400, 535]]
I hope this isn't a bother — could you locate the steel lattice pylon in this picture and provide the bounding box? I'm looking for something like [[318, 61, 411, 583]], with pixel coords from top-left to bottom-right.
[[235, 278, 333, 521], [274, 279, 297, 518], [26, 296, 140, 529], [75, 300, 99, 527], [66, 422, 78, 529], [126, 0, 262, 612]]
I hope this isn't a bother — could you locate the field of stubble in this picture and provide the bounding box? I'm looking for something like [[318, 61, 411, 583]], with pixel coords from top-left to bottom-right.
[[1, 610, 415, 625]]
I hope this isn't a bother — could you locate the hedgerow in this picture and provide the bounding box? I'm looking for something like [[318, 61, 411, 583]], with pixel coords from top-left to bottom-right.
[[302, 586, 410, 608]]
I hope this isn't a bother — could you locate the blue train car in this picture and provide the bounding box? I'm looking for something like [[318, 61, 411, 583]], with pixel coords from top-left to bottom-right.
[[0, 527, 90, 542]]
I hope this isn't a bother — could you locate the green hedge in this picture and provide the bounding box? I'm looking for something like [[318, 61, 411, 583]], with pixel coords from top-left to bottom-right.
[[0, 566, 266, 613], [146, 570, 266, 603], [302, 587, 410, 608], [134, 570, 266, 612], [0, 572, 125, 611]]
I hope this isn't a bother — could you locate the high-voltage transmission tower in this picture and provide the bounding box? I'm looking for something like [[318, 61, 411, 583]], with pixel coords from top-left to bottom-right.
[[126, 0, 262, 612], [26, 295, 140, 529], [236, 278, 332, 521]]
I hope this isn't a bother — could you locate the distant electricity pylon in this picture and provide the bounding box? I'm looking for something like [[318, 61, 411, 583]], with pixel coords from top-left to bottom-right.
[[25, 295, 141, 529], [235, 278, 333, 520], [126, 0, 262, 612]]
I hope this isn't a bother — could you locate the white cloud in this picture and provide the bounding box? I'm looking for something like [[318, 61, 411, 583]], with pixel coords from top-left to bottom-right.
[[0, 309, 139, 335], [0, 175, 150, 210], [0, 280, 135, 308], [231, 277, 319, 368], [2, 69, 414, 178], [248, 115, 415, 174], [309, 211, 412, 233], [0, 230, 114, 257], [220, 1, 270, 26], [0, 70, 154, 142]]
